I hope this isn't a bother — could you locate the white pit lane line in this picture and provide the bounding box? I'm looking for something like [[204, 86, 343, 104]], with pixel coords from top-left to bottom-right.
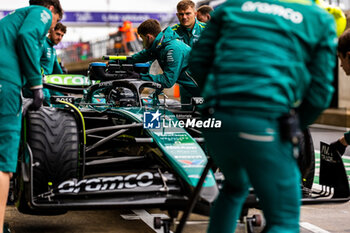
[[300, 222, 330, 233]]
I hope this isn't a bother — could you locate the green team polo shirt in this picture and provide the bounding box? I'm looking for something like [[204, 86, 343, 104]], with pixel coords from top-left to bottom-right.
[[40, 37, 63, 75], [190, 0, 337, 128], [0, 6, 52, 88]]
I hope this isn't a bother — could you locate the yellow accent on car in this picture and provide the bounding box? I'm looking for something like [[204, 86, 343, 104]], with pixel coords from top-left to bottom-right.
[[58, 100, 86, 145], [102, 55, 127, 60]]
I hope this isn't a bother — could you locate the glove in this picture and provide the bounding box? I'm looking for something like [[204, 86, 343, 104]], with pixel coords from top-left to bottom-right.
[[30, 88, 44, 110], [126, 70, 141, 79], [329, 140, 347, 156]]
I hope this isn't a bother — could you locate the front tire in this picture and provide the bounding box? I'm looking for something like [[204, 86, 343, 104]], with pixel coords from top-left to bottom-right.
[[27, 107, 79, 196]]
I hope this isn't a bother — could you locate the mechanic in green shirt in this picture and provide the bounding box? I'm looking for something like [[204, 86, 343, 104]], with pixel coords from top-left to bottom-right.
[[189, 0, 337, 232], [328, 29, 350, 156], [172, 0, 206, 47], [171, 0, 206, 109], [0, 1, 63, 232], [41, 22, 67, 105], [315, 3, 349, 157], [126, 19, 200, 108], [41, 22, 66, 75]]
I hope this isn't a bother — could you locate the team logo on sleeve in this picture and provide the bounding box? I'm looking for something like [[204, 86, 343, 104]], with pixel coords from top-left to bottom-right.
[[46, 48, 52, 58], [166, 50, 175, 63], [41, 10, 51, 24]]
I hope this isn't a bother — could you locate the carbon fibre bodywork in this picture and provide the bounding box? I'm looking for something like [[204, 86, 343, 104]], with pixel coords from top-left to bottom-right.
[[14, 64, 219, 216]]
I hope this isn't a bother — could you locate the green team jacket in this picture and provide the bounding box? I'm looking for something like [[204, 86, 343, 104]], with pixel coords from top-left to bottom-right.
[[0, 6, 52, 88], [129, 27, 199, 94], [40, 37, 63, 75], [189, 0, 337, 129], [171, 19, 206, 47]]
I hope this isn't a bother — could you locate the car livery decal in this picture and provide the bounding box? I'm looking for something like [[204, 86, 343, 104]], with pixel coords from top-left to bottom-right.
[[58, 172, 154, 194], [110, 107, 216, 188], [179, 160, 205, 166], [45, 74, 91, 86]]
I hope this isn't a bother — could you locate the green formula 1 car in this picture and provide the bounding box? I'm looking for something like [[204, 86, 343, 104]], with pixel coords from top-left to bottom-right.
[[11, 57, 350, 233]]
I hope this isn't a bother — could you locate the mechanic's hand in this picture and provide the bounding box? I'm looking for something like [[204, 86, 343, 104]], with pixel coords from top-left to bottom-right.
[[329, 140, 347, 156], [30, 88, 44, 110], [126, 70, 141, 79]]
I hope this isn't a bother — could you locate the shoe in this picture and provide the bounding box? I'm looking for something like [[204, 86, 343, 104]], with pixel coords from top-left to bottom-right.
[[3, 223, 11, 233]]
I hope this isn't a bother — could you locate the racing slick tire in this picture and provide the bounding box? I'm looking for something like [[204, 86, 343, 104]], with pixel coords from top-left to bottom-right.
[[298, 128, 315, 194], [27, 107, 79, 196]]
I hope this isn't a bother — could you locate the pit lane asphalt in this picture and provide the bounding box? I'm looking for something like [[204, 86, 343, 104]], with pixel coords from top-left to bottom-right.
[[5, 207, 210, 233], [4, 124, 350, 233], [5, 204, 350, 233]]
